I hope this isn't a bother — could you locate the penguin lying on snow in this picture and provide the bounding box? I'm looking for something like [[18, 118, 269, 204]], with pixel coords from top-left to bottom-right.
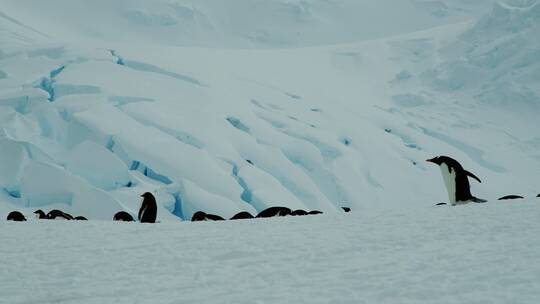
[[341, 207, 351, 212], [138, 192, 157, 223], [291, 209, 308, 216], [427, 156, 486, 205], [256, 207, 292, 218], [114, 211, 135, 222], [47, 210, 74, 220], [34, 210, 48, 219], [191, 211, 225, 221], [34, 209, 74, 220], [7, 211, 26, 221], [308, 210, 323, 215], [230, 211, 254, 220]]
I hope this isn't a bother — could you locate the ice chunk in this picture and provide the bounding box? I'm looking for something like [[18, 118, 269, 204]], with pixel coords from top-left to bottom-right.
[[20, 161, 125, 220], [178, 179, 255, 220], [65, 140, 130, 191], [0, 139, 30, 197]]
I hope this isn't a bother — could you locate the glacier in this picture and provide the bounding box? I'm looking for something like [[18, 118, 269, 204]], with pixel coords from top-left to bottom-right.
[[1, 0, 538, 219]]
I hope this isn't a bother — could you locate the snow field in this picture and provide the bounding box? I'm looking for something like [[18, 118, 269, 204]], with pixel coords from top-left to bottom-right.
[[2, 200, 540, 304]]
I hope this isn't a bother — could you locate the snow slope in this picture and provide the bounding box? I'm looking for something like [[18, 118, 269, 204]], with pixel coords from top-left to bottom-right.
[[0, 0, 494, 48], [2, 200, 540, 303]]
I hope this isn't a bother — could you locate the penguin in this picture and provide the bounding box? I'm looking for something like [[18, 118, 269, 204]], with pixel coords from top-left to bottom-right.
[[536, 193, 540, 197], [6, 211, 26, 221], [138, 192, 157, 223], [498, 195, 524, 200], [427, 156, 486, 205], [435, 203, 447, 206], [74, 216, 88, 220], [205, 213, 225, 221], [47, 210, 74, 220], [291, 209, 308, 216], [341, 207, 351, 212], [256, 207, 291, 218], [191, 211, 207, 221], [308, 210, 323, 215], [230, 211, 254, 220], [191, 211, 224, 221], [34, 209, 48, 219], [113, 211, 134, 222]]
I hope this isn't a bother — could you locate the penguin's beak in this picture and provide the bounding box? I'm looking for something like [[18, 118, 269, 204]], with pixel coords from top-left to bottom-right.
[[426, 158, 435, 163]]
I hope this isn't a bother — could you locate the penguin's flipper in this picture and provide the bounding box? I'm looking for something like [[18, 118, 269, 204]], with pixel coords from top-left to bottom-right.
[[471, 197, 487, 203], [465, 170, 482, 183]]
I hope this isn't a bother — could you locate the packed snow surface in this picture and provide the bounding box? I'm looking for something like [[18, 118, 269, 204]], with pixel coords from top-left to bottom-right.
[[1, 0, 539, 220], [1, 0, 540, 302], [2, 201, 540, 304]]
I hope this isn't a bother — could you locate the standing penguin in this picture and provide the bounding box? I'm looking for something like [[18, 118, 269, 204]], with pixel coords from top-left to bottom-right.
[[138, 192, 157, 223], [427, 156, 486, 205]]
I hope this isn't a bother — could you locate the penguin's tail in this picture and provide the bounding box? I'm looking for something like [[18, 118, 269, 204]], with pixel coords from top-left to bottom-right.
[[471, 197, 487, 203]]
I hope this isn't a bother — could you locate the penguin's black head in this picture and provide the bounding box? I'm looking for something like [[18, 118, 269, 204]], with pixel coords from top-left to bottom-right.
[[427, 156, 465, 173], [426, 156, 443, 165], [141, 192, 155, 199], [427, 156, 459, 166], [34, 209, 47, 219]]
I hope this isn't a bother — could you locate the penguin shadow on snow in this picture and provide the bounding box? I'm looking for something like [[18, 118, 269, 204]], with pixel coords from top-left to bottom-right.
[[498, 195, 524, 201]]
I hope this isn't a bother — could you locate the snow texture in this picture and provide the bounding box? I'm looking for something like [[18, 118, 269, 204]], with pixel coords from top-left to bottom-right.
[[2, 201, 540, 303]]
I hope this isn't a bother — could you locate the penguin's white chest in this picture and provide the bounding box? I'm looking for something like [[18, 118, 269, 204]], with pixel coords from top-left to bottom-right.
[[439, 163, 456, 204]]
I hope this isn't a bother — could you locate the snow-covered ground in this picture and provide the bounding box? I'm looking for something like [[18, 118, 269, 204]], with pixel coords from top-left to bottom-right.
[[1, 0, 540, 302], [2, 200, 540, 304]]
